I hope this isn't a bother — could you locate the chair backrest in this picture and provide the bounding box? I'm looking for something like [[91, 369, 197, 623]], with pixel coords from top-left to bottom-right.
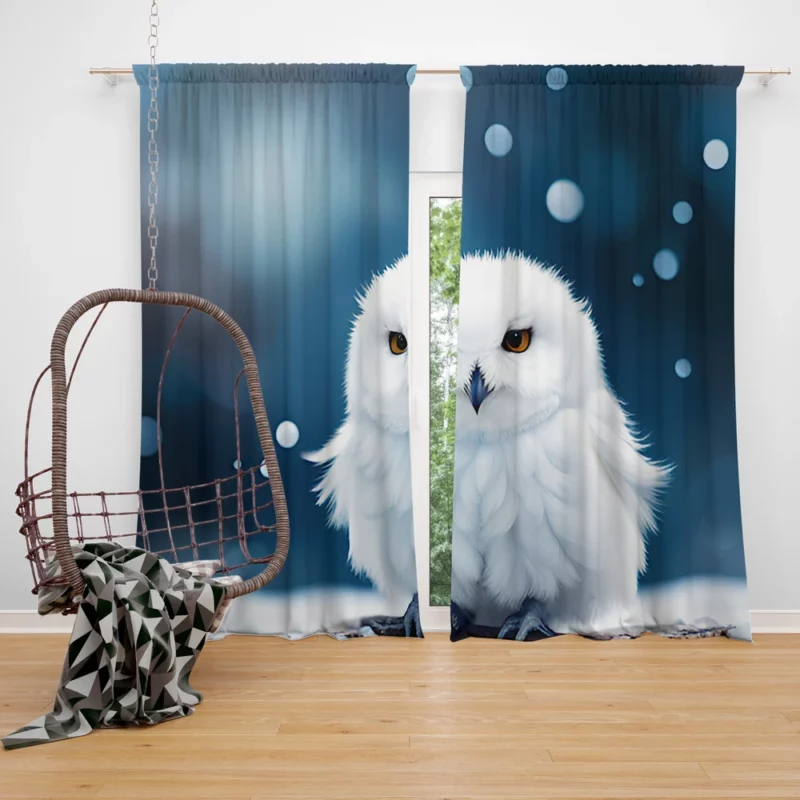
[[48, 288, 289, 601]]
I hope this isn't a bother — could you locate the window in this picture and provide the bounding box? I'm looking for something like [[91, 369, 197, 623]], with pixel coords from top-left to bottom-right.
[[429, 197, 460, 606], [409, 172, 461, 631]]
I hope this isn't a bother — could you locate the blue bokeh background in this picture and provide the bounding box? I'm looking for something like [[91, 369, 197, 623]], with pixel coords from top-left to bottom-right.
[[135, 64, 411, 593], [460, 65, 747, 586]]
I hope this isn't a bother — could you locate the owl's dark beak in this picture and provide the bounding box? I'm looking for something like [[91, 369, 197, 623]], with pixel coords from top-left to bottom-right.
[[468, 365, 492, 413]]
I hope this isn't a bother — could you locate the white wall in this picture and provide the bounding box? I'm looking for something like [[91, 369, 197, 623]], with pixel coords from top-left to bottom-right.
[[1, 0, 798, 619]]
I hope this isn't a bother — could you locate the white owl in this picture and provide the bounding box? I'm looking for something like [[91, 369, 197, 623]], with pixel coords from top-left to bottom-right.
[[304, 256, 420, 635], [450, 251, 671, 640]]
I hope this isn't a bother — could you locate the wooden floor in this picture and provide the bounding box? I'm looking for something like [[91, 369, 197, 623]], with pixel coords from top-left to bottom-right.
[[1, 633, 799, 799]]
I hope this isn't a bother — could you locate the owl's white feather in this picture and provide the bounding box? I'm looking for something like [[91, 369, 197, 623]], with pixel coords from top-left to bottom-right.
[[450, 251, 671, 635], [304, 257, 416, 606]]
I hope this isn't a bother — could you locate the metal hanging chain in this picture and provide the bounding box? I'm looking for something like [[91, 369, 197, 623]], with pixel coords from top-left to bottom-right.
[[146, 1, 160, 290]]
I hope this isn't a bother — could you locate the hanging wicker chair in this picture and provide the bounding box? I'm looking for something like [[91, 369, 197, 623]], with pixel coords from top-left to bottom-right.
[[16, 288, 290, 613]]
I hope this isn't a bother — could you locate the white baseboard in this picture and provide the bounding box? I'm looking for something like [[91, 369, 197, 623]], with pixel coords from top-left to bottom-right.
[[0, 611, 75, 634], [749, 610, 800, 634], [1, 609, 798, 635]]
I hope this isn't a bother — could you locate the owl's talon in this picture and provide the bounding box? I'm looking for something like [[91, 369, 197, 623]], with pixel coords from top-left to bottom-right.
[[403, 593, 423, 638], [498, 599, 555, 641], [361, 594, 423, 638]]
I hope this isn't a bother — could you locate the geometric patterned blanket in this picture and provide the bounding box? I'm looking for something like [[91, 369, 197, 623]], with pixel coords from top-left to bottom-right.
[[2, 542, 228, 750]]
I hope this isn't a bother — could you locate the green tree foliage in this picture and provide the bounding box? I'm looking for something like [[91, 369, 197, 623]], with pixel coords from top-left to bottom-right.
[[429, 199, 461, 605]]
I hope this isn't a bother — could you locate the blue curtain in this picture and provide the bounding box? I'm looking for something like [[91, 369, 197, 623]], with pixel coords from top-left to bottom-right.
[[135, 63, 421, 638], [451, 65, 750, 641]]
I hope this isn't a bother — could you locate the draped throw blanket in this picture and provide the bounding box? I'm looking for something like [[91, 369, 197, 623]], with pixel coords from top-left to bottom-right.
[[2, 543, 226, 750]]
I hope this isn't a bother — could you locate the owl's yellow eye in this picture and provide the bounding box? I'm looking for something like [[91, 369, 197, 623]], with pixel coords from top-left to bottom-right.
[[389, 331, 408, 355], [502, 328, 532, 353]]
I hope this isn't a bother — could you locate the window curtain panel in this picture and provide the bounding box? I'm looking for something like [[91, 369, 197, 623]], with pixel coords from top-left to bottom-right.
[[450, 65, 750, 642], [134, 63, 421, 638]]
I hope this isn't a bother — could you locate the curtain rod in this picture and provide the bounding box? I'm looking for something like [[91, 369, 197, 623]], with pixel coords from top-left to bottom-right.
[[89, 66, 792, 85]]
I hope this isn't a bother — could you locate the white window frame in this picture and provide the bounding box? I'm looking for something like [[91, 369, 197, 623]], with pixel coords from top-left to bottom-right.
[[409, 171, 462, 633]]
